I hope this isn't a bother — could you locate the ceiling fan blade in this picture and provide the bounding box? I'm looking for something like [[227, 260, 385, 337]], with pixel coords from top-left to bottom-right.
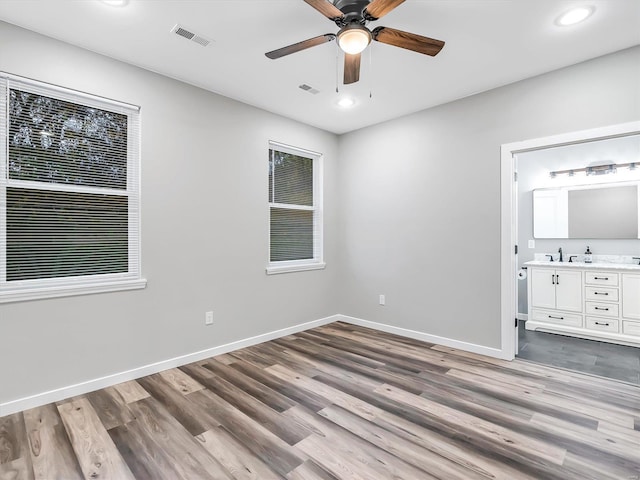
[[265, 34, 336, 59], [343, 52, 361, 84], [372, 27, 444, 56], [364, 0, 405, 20], [303, 0, 344, 21]]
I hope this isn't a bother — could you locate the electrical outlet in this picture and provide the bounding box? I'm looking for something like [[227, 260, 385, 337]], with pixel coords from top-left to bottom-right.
[[528, 239, 535, 248], [205, 311, 214, 325], [379, 294, 385, 306]]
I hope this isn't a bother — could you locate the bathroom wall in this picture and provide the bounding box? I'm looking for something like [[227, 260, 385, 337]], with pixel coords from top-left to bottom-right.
[[517, 135, 640, 314]]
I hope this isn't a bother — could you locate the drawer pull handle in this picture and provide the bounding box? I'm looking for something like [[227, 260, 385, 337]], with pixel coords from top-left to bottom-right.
[[594, 322, 610, 326], [594, 307, 609, 311], [594, 277, 609, 280], [594, 292, 608, 295], [548, 315, 564, 320]]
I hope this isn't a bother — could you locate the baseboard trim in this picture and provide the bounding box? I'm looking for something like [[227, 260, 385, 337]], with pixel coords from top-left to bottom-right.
[[336, 315, 508, 360], [517, 313, 528, 322], [1, 313, 510, 416], [0, 314, 339, 417]]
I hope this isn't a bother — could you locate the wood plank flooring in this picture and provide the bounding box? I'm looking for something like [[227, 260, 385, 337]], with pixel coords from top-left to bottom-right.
[[1, 321, 639, 479]]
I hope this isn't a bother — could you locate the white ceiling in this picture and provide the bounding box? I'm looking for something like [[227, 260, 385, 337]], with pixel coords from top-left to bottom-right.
[[0, 0, 638, 134]]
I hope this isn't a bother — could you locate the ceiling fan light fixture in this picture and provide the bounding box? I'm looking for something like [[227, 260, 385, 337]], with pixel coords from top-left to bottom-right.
[[556, 6, 594, 26], [337, 25, 371, 54]]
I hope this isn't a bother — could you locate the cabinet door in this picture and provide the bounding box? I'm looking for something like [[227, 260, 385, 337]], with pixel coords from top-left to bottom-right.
[[555, 269, 583, 312], [622, 274, 640, 320], [530, 269, 556, 309]]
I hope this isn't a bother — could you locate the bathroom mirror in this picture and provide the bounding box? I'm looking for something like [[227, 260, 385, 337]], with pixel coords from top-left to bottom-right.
[[533, 182, 640, 239]]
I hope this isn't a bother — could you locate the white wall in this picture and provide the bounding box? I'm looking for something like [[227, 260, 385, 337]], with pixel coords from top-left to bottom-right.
[[337, 45, 640, 349], [0, 21, 340, 406]]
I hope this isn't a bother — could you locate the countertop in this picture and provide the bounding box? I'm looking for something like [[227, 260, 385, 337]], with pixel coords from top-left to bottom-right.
[[524, 260, 640, 272]]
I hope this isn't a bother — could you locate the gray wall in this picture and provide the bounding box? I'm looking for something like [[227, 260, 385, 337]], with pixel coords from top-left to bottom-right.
[[517, 136, 640, 313], [0, 21, 340, 405], [337, 45, 640, 348]]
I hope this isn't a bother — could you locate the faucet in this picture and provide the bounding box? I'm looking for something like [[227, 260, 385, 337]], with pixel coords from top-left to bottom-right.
[[558, 247, 563, 262], [569, 255, 578, 263], [634, 257, 640, 265], [545, 254, 554, 262]]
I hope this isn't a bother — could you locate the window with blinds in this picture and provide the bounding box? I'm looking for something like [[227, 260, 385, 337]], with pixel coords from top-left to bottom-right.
[[267, 142, 324, 274], [0, 73, 145, 302]]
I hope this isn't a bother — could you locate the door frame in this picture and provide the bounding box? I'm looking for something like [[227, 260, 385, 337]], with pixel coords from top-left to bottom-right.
[[500, 121, 640, 360]]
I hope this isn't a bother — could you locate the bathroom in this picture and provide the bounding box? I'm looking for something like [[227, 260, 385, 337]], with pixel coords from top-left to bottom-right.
[[516, 133, 640, 382]]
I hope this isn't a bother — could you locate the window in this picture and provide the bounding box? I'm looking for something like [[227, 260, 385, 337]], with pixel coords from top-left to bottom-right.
[[267, 141, 324, 274], [0, 73, 145, 302]]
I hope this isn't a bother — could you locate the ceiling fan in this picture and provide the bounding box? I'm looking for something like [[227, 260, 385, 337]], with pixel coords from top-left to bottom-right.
[[265, 0, 445, 85]]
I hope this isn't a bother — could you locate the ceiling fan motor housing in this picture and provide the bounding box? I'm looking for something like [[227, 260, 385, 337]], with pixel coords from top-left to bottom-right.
[[333, 0, 372, 25]]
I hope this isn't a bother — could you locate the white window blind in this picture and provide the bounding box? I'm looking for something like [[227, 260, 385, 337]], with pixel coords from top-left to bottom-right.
[[0, 73, 145, 302], [267, 141, 324, 274]]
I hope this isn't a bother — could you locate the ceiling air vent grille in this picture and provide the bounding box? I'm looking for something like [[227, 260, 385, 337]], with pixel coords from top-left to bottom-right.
[[299, 84, 320, 95], [171, 24, 212, 47]]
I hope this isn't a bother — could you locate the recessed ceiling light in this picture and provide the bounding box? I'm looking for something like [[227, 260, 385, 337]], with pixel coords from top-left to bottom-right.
[[337, 97, 355, 108], [100, 0, 128, 6], [556, 6, 594, 26]]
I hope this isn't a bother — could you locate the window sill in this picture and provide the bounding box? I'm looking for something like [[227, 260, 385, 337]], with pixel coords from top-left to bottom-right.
[[266, 262, 326, 275], [0, 278, 147, 304]]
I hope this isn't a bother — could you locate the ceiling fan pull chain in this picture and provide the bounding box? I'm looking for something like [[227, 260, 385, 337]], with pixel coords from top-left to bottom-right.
[[335, 42, 340, 93], [369, 42, 373, 99]]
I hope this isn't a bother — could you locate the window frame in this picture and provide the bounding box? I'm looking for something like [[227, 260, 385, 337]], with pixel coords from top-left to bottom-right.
[[0, 72, 146, 303], [267, 141, 325, 275]]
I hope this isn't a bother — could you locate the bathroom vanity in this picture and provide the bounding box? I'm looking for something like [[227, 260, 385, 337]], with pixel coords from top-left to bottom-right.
[[525, 260, 640, 347]]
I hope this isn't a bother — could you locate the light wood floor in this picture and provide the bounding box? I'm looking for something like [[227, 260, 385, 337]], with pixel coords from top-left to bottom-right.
[[1, 321, 639, 479]]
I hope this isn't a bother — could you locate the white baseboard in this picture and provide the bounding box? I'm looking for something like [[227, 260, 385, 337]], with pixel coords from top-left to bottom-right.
[[335, 315, 507, 360], [1, 313, 510, 416], [0, 314, 339, 417], [517, 313, 528, 322]]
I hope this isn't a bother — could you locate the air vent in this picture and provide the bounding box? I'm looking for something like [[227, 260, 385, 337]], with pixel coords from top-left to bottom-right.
[[299, 84, 320, 95], [171, 24, 212, 47]]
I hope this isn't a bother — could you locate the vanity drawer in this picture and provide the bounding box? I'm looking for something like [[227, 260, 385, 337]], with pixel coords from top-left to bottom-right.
[[585, 317, 619, 333], [585, 301, 619, 318], [531, 309, 583, 327], [622, 321, 640, 337], [584, 272, 618, 287], [585, 286, 619, 302]]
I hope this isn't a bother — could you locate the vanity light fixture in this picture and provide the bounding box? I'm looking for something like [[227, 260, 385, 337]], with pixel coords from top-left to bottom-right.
[[549, 162, 639, 178], [556, 6, 594, 26]]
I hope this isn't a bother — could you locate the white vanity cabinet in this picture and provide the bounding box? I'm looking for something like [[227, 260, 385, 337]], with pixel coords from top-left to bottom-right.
[[530, 268, 582, 312], [525, 262, 640, 347], [622, 273, 640, 337], [584, 272, 620, 336], [622, 274, 640, 320]]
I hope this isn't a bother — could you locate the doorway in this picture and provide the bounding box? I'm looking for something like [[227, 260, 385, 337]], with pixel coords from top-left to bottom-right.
[[500, 121, 640, 380]]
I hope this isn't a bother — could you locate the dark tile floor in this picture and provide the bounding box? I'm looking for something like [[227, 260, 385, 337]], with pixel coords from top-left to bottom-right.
[[517, 321, 640, 385]]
